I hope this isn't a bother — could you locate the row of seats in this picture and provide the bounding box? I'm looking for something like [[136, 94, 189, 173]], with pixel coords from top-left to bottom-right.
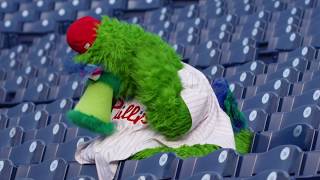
[[114, 145, 320, 180]]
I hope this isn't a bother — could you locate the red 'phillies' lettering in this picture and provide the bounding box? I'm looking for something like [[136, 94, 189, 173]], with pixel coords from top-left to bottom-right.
[[121, 105, 134, 119], [113, 110, 122, 119], [112, 102, 147, 125]]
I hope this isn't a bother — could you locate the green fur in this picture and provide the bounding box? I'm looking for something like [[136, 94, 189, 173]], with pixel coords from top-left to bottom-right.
[[235, 129, 253, 154], [67, 110, 115, 135], [76, 16, 192, 139], [130, 144, 220, 160]]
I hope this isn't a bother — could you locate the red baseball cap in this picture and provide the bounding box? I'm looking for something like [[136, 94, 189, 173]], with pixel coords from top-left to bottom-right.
[[66, 16, 101, 54]]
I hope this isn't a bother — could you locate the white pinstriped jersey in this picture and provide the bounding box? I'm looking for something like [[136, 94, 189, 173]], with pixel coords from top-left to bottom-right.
[[75, 63, 235, 180]]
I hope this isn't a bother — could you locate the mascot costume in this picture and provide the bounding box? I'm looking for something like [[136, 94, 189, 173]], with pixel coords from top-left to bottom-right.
[[65, 16, 253, 179]]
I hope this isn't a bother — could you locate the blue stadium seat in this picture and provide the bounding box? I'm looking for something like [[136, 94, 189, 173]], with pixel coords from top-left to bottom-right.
[[252, 124, 315, 153], [300, 151, 320, 176], [0, 1, 19, 13], [202, 65, 225, 80], [0, 159, 16, 180], [23, 18, 58, 34], [186, 172, 223, 180], [10, 110, 49, 131], [266, 67, 301, 84], [0, 114, 7, 129], [127, 0, 169, 11], [34, 122, 67, 144], [27, 158, 68, 180], [226, 71, 255, 87], [125, 173, 158, 180], [228, 82, 245, 99], [255, 79, 291, 97], [243, 170, 291, 180], [241, 92, 281, 113], [56, 79, 86, 99], [179, 149, 239, 179], [189, 48, 222, 68], [44, 98, 74, 114], [289, 88, 320, 110], [269, 105, 320, 131], [20, 1, 55, 12], [23, 83, 51, 102], [240, 145, 303, 177], [4, 10, 40, 23], [6, 102, 35, 118], [10, 140, 45, 165], [66, 163, 98, 180], [55, 136, 91, 162], [0, 127, 23, 148], [243, 109, 268, 132], [133, 152, 180, 179], [55, 0, 91, 11]]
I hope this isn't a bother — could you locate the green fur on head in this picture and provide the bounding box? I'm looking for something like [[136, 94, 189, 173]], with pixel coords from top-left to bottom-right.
[[130, 144, 220, 160], [67, 110, 115, 135], [76, 16, 192, 139]]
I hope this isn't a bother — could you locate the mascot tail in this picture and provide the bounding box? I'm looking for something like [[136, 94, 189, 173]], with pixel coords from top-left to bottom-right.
[[212, 78, 253, 154]]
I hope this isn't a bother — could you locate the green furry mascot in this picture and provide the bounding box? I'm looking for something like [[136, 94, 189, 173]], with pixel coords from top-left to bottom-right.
[[66, 16, 252, 179]]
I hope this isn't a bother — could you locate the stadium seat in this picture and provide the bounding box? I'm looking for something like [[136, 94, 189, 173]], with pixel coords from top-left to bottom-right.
[[243, 109, 268, 132], [0, 126, 24, 148], [55, 136, 91, 162], [132, 152, 180, 179], [10, 110, 49, 131], [241, 92, 281, 113], [26, 158, 68, 180], [9, 140, 45, 165], [33, 122, 67, 144], [179, 149, 239, 179], [0, 159, 16, 180], [239, 145, 303, 177], [243, 170, 291, 180], [252, 124, 315, 153], [66, 163, 98, 180]]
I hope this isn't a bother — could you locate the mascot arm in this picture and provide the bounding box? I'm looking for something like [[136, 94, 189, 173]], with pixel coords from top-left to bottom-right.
[[67, 72, 120, 135]]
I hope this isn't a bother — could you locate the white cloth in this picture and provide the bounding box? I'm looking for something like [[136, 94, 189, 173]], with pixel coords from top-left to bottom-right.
[[75, 63, 235, 180]]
